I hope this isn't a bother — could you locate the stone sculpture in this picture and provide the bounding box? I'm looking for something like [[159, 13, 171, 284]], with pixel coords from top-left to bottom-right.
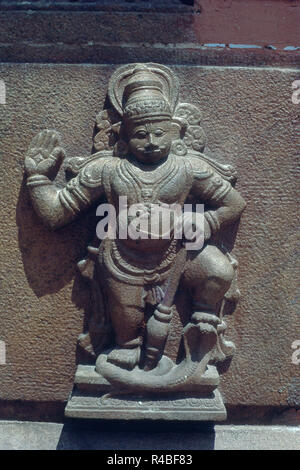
[[24, 63, 246, 420]]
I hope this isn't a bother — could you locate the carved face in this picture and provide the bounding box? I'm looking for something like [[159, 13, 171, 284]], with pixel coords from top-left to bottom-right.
[[126, 118, 172, 164]]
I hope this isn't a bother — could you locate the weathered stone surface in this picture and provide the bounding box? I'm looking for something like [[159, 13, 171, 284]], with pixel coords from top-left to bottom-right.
[[23, 63, 244, 421], [66, 365, 222, 420], [75, 365, 111, 394], [65, 389, 226, 421], [0, 421, 299, 450], [73, 364, 219, 394], [214, 425, 300, 450], [0, 1, 299, 66], [0, 64, 299, 416], [1, 1, 299, 50]]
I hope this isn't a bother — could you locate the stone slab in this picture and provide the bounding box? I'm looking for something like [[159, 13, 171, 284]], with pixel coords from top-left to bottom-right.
[[0, 421, 299, 450], [1, 1, 300, 66], [74, 364, 112, 393], [1, 1, 300, 52], [73, 364, 219, 394], [65, 389, 226, 421], [0, 64, 299, 419]]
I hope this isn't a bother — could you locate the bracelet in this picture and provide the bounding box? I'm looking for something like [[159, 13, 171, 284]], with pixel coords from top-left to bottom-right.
[[27, 174, 52, 188], [204, 210, 220, 235]]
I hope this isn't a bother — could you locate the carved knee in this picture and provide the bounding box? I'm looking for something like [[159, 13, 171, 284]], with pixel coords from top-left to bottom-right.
[[191, 248, 234, 308]]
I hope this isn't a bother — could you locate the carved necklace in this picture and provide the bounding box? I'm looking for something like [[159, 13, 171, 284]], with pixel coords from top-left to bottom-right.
[[120, 155, 178, 203]]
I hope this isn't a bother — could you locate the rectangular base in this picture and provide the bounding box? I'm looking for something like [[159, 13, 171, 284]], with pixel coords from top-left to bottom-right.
[[65, 364, 226, 421], [65, 390, 226, 421], [73, 364, 220, 394]]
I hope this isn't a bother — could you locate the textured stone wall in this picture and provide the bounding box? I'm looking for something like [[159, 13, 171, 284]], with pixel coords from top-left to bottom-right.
[[1, 0, 300, 66], [0, 1, 299, 422]]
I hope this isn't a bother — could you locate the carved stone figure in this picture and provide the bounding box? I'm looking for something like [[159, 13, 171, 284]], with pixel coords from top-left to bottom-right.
[[24, 64, 246, 420]]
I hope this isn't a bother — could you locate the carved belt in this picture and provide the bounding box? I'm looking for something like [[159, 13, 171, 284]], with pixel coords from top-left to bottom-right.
[[102, 238, 179, 286]]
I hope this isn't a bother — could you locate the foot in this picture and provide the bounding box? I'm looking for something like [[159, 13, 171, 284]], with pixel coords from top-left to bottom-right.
[[191, 312, 220, 335], [107, 346, 141, 370]]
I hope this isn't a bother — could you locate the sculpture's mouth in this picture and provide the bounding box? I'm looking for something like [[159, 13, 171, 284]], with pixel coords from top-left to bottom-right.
[[143, 149, 161, 154], [138, 146, 161, 152], [137, 146, 167, 158]]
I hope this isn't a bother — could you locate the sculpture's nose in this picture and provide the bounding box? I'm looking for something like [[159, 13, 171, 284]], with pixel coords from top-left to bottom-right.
[[145, 143, 156, 151], [148, 132, 154, 144], [145, 134, 158, 151]]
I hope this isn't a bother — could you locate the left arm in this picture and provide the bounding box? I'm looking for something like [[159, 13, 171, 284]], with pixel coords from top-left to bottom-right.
[[190, 158, 246, 240], [204, 186, 246, 239]]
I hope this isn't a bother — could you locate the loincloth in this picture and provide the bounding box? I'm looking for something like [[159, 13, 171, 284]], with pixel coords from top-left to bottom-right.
[[100, 237, 181, 304]]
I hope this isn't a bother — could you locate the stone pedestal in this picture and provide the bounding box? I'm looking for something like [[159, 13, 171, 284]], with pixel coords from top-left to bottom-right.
[[65, 365, 226, 421]]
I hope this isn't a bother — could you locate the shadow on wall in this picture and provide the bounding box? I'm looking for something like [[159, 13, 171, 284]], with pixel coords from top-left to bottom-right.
[[16, 175, 102, 357], [16, 175, 98, 296], [56, 420, 215, 450], [16, 174, 108, 362]]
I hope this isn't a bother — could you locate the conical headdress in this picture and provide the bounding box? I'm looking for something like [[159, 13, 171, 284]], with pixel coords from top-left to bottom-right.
[[122, 65, 171, 121], [108, 63, 179, 120]]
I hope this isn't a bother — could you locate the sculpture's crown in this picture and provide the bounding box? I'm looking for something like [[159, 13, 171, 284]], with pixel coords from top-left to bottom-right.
[[123, 65, 171, 121]]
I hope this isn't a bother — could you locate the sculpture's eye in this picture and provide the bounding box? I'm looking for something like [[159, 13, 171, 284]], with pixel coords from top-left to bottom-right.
[[134, 130, 147, 139], [154, 129, 164, 137]]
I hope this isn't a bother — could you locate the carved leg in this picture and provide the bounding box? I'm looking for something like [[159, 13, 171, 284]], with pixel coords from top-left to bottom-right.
[[102, 275, 145, 370], [182, 245, 234, 361], [183, 245, 234, 307], [143, 304, 173, 371]]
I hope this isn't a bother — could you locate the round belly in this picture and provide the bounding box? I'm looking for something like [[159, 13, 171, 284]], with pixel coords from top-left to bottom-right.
[[120, 235, 172, 252], [117, 205, 178, 252]]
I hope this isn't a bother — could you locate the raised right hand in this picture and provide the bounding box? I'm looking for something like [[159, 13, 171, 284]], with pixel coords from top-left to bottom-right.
[[25, 129, 65, 177]]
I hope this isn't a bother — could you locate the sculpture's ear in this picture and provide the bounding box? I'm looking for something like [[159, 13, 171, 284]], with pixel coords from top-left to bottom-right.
[[111, 122, 121, 135], [117, 121, 128, 142], [113, 122, 129, 157], [171, 117, 187, 140]]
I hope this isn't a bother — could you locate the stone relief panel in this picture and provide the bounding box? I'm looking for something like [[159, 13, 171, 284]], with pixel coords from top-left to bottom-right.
[[24, 63, 246, 419]]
